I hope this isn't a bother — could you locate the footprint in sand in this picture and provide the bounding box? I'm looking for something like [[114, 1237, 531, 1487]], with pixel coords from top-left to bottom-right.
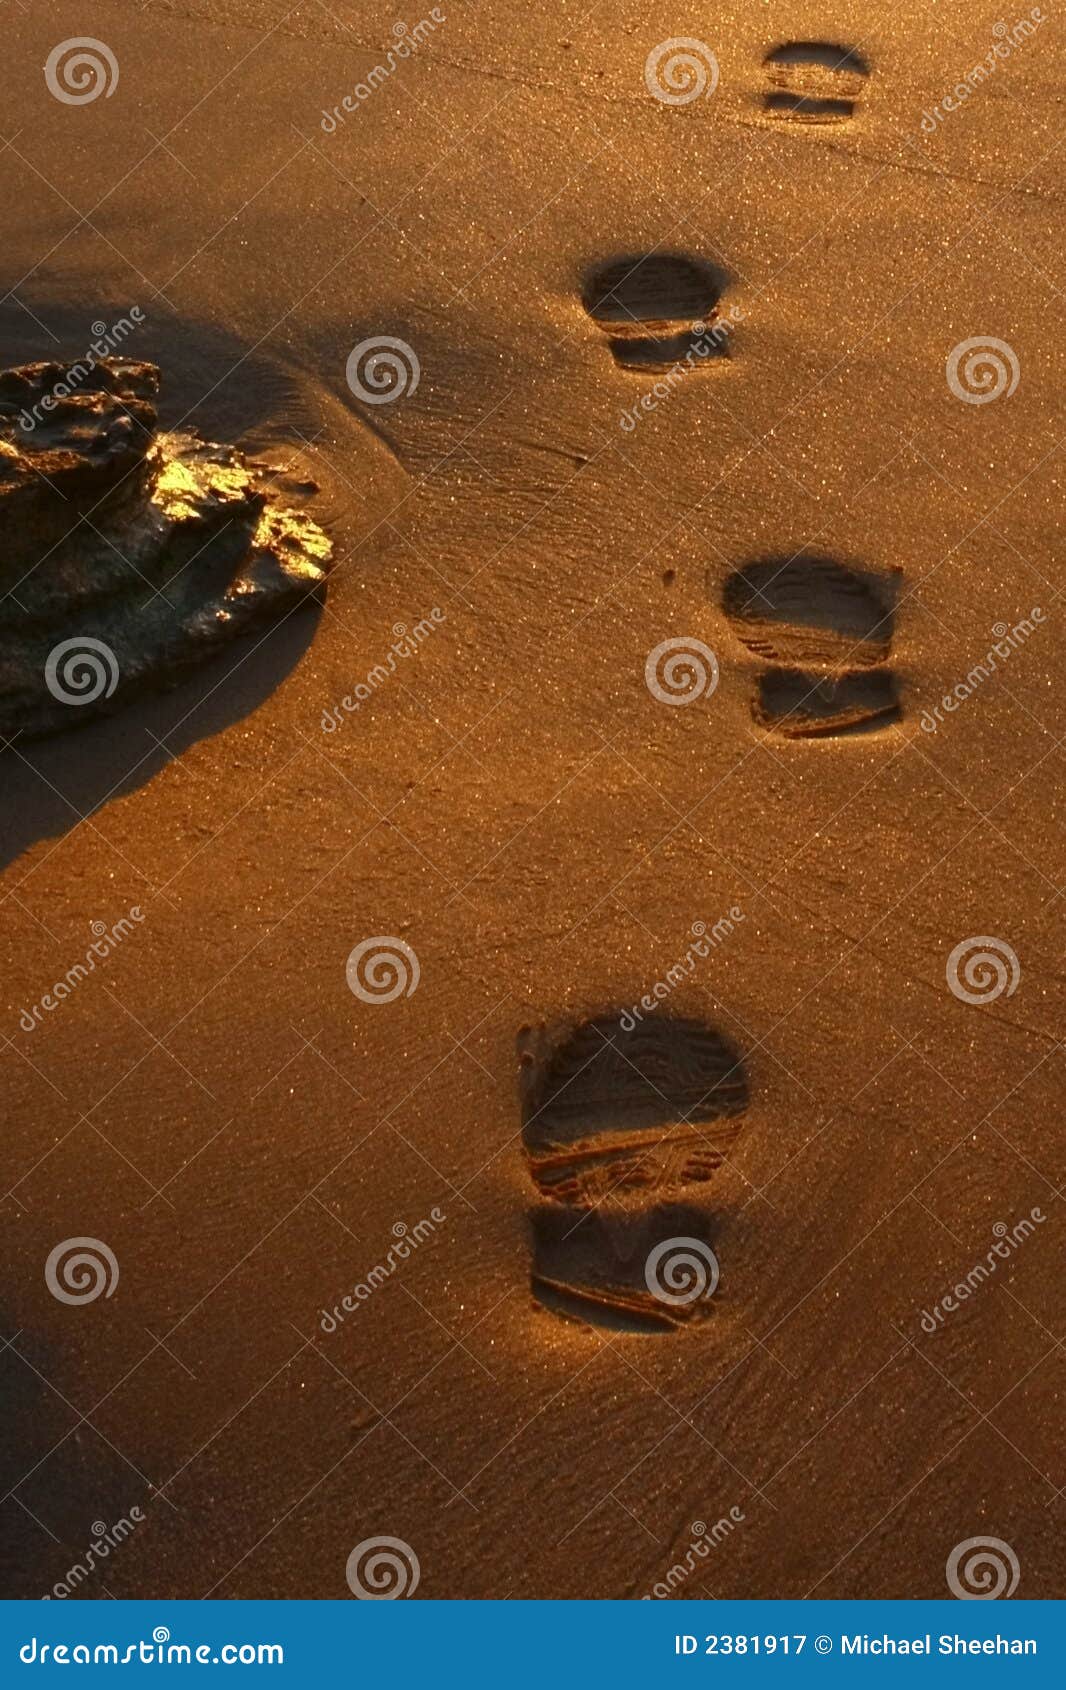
[[761, 42, 870, 124], [581, 253, 730, 372], [518, 1016, 748, 1331], [723, 555, 901, 737]]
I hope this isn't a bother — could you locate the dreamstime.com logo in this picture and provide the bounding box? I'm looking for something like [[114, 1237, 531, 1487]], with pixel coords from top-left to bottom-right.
[[645, 1238, 719, 1306], [19, 1628, 283, 1665], [45, 1238, 119, 1305], [346, 936, 420, 1003], [946, 337, 1019, 404], [345, 1536, 420, 1598], [44, 38, 119, 104], [946, 936, 1020, 1005], [644, 38, 719, 105], [45, 637, 119, 707], [946, 1536, 1020, 1600], [345, 337, 420, 405], [645, 637, 719, 706]]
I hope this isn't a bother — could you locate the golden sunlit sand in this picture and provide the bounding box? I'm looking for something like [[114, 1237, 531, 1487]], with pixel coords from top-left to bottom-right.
[[0, 0, 1062, 1601]]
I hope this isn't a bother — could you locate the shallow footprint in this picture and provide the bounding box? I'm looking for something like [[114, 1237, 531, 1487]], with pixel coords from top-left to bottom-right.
[[519, 1015, 748, 1207], [723, 556, 897, 669], [755, 668, 901, 737], [531, 1205, 722, 1334], [723, 556, 902, 739], [519, 1018, 747, 1332], [581, 254, 728, 372], [762, 42, 869, 124]]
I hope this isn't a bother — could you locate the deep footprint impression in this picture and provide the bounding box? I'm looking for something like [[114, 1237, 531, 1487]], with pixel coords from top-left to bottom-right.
[[520, 1016, 748, 1332], [0, 359, 332, 741], [762, 42, 870, 123], [530, 1204, 723, 1335], [581, 254, 728, 372], [755, 668, 901, 738], [723, 555, 901, 738]]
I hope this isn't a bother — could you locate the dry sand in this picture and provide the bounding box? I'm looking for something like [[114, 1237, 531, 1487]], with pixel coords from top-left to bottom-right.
[[1, 0, 1064, 1599]]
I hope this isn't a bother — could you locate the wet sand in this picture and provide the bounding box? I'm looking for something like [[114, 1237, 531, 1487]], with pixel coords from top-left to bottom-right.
[[1, 0, 1064, 1599]]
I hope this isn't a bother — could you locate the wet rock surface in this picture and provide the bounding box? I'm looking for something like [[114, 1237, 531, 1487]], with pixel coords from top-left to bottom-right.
[[0, 358, 332, 741]]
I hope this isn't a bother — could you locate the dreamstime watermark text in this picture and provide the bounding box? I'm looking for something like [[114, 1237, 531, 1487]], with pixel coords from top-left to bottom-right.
[[619, 911, 744, 1031], [321, 610, 445, 731], [920, 611, 1044, 731], [919, 1209, 1046, 1333], [620, 311, 744, 432], [16, 310, 146, 433], [920, 12, 1046, 133], [18, 908, 145, 1033], [643, 1509, 745, 1598], [321, 13, 446, 131], [43, 1509, 145, 1599], [319, 1209, 446, 1331]]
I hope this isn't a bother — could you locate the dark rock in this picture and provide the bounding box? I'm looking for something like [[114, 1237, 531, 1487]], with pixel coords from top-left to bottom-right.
[[0, 358, 332, 740]]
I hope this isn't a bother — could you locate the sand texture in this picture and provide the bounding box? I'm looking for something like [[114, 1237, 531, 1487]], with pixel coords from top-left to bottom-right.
[[0, 0, 1063, 1601]]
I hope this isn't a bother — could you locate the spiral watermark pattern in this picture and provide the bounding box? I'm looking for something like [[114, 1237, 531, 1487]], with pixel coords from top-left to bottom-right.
[[645, 1237, 720, 1306], [644, 38, 719, 105], [946, 936, 1020, 1004], [345, 1535, 420, 1599], [44, 39, 119, 105], [346, 937, 420, 1004], [45, 637, 119, 707], [946, 337, 1019, 405], [645, 637, 719, 706], [44, 1237, 119, 1305], [946, 1536, 1020, 1599], [345, 337, 420, 405]]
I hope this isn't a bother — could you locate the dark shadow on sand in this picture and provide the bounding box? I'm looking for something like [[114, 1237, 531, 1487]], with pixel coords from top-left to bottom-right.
[[0, 606, 320, 875]]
